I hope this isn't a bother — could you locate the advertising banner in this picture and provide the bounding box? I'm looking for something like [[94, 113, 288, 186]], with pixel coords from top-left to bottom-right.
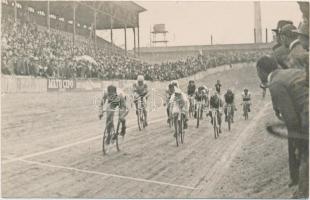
[[47, 78, 76, 91]]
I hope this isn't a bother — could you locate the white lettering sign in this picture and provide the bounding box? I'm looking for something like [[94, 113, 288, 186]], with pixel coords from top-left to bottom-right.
[[48, 79, 75, 90]]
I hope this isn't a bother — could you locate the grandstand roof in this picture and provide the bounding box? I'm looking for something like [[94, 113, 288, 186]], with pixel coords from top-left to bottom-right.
[[14, 1, 146, 29]]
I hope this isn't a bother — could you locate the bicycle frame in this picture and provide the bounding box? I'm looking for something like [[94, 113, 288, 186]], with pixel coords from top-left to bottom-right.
[[188, 96, 195, 118], [196, 100, 203, 128], [102, 107, 121, 154], [211, 109, 219, 129], [211, 108, 219, 139], [174, 108, 184, 146], [168, 101, 174, 128], [242, 101, 250, 120], [135, 96, 146, 130], [226, 104, 232, 131]]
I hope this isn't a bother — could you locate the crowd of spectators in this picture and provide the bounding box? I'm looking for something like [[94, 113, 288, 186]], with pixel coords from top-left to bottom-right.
[[254, 2, 309, 198], [2, 13, 270, 81]]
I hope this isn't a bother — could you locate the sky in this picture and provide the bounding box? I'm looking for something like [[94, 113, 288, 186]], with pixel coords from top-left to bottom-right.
[[97, 1, 302, 50]]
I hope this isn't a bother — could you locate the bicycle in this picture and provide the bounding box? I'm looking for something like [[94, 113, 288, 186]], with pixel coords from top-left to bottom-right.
[[196, 100, 203, 128], [242, 101, 250, 120], [211, 108, 220, 139], [226, 104, 233, 131], [168, 102, 174, 128], [101, 108, 121, 155], [135, 96, 146, 131], [188, 95, 195, 118], [173, 108, 185, 147]]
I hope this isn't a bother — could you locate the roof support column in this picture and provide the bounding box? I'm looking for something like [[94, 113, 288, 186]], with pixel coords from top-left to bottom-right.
[[47, 0, 50, 39], [137, 14, 140, 56], [73, 2, 76, 57], [14, 0, 17, 23], [133, 27, 136, 55], [94, 11, 97, 54], [110, 15, 113, 48], [124, 24, 127, 54]]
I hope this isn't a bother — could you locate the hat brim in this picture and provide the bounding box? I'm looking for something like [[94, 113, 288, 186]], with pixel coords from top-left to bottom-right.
[[292, 29, 309, 37], [271, 29, 279, 32]]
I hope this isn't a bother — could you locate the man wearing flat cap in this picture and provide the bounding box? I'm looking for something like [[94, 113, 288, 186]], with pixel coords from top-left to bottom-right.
[[271, 20, 293, 69], [279, 24, 308, 70], [293, 21, 309, 82]]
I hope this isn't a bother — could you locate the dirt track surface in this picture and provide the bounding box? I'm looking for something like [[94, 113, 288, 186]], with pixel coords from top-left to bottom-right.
[[1, 65, 297, 198]]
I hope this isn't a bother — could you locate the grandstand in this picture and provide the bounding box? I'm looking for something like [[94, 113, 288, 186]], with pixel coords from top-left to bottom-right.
[[1, 0, 271, 81], [2, 0, 146, 53]]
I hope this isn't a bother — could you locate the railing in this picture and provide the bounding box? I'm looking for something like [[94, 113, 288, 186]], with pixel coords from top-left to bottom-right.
[[1, 63, 253, 93]]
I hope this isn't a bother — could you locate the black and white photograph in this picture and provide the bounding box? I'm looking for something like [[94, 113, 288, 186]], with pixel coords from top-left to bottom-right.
[[1, 0, 309, 198]]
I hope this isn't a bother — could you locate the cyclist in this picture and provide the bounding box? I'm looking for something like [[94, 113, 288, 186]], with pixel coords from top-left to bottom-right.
[[242, 88, 251, 114], [133, 75, 149, 126], [169, 87, 189, 133], [187, 80, 196, 116], [202, 85, 210, 108], [224, 89, 237, 123], [208, 91, 223, 133], [99, 85, 129, 143], [165, 82, 175, 124], [171, 80, 179, 88], [187, 80, 196, 96], [194, 85, 208, 119], [215, 80, 222, 94]]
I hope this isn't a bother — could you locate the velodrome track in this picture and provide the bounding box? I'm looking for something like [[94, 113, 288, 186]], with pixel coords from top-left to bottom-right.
[[2, 65, 296, 198]]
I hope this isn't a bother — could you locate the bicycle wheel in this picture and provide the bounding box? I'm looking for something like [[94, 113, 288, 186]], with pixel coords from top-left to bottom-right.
[[174, 114, 179, 147], [189, 101, 193, 118], [142, 110, 146, 128], [103, 128, 114, 155], [214, 124, 218, 139], [180, 115, 184, 144], [169, 113, 174, 128], [137, 110, 142, 131], [227, 106, 231, 131], [244, 105, 248, 120], [102, 127, 107, 155], [196, 104, 200, 128], [115, 120, 121, 152], [213, 113, 219, 139]]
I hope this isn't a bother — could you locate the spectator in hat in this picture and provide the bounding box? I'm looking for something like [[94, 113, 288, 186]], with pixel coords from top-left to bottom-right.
[[271, 20, 293, 69], [293, 21, 309, 83], [293, 22, 309, 52], [256, 56, 308, 198], [273, 44, 290, 69], [279, 24, 308, 70]]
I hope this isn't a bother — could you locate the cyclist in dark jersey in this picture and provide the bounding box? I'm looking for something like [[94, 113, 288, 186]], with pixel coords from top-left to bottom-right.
[[208, 91, 223, 133], [194, 86, 208, 119], [215, 80, 222, 94], [224, 89, 236, 122], [187, 80, 196, 97], [99, 85, 128, 142]]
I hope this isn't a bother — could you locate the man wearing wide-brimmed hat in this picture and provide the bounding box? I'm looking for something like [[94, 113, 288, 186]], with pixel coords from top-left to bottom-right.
[[279, 24, 308, 70], [293, 21, 309, 82], [271, 20, 293, 69]]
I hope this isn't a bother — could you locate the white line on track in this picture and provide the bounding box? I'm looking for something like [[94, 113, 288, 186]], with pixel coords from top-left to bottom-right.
[[192, 102, 271, 195], [3, 117, 166, 164], [15, 158, 197, 190]]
